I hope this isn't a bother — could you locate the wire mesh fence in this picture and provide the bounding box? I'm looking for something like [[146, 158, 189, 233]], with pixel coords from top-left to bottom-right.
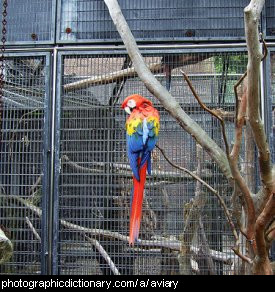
[[0, 53, 49, 274], [4, 0, 55, 45], [271, 51, 275, 261], [52, 50, 253, 275], [271, 51, 275, 162], [58, 0, 251, 43], [2, 0, 275, 45], [266, 0, 275, 39], [0, 48, 274, 275]]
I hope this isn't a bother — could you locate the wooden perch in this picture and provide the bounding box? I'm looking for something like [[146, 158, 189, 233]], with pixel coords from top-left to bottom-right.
[[85, 236, 120, 275], [5, 194, 235, 265], [64, 63, 162, 92], [63, 54, 213, 93], [61, 154, 212, 182], [25, 217, 41, 243], [0, 228, 13, 265]]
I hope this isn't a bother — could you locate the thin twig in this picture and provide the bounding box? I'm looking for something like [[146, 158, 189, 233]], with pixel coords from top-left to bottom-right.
[[156, 145, 216, 193], [181, 70, 230, 157], [85, 236, 121, 275], [156, 144, 239, 244], [25, 217, 41, 243], [8, 109, 40, 147], [28, 175, 42, 196]]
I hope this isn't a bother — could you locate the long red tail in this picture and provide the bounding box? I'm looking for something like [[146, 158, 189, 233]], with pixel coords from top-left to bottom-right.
[[129, 161, 147, 245]]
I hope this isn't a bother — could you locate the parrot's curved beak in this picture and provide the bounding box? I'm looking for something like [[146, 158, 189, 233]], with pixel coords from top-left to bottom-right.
[[124, 106, 131, 115]]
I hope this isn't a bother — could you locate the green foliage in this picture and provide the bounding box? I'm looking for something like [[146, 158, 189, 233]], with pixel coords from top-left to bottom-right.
[[214, 54, 248, 74]]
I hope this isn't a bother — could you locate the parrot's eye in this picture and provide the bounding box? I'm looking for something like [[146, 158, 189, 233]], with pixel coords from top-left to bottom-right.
[[127, 99, 136, 109]]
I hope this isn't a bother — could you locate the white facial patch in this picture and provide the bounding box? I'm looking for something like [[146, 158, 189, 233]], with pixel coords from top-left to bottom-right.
[[127, 99, 136, 109]]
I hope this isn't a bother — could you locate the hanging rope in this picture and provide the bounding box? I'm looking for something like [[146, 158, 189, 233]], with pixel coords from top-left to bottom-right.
[[0, 0, 7, 143]]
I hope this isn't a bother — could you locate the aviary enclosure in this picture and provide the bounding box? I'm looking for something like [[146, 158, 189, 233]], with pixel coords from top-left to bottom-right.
[[0, 0, 274, 275]]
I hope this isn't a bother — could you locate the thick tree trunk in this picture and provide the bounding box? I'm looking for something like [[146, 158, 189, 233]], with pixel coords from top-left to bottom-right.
[[244, 0, 275, 275]]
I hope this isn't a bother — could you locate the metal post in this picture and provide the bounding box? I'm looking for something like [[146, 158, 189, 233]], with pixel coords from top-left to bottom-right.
[[41, 52, 52, 275], [47, 47, 59, 275]]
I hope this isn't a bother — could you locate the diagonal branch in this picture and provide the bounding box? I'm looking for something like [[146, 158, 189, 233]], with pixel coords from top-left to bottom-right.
[[157, 144, 240, 253], [85, 236, 121, 275], [25, 216, 41, 243], [181, 71, 230, 157]]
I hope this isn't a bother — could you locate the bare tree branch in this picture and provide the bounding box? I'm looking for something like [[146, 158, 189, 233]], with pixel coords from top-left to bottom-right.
[[233, 72, 247, 122], [61, 154, 212, 183], [85, 236, 121, 275], [25, 217, 41, 243], [157, 143, 241, 256], [64, 63, 162, 92], [254, 194, 275, 274], [178, 144, 206, 275], [181, 70, 230, 157], [244, 0, 274, 195], [198, 218, 216, 274], [64, 54, 213, 93], [28, 175, 42, 196], [4, 194, 234, 265], [230, 75, 256, 254]]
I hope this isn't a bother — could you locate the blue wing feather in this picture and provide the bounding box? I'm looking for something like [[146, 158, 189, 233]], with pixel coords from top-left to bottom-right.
[[127, 116, 158, 181]]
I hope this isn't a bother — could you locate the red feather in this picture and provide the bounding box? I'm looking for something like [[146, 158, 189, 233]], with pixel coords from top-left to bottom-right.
[[129, 160, 147, 245]]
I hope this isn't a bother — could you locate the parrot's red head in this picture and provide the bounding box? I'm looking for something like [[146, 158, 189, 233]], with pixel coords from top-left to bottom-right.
[[121, 94, 153, 115]]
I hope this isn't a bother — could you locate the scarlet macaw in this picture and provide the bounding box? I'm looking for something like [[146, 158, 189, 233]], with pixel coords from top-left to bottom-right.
[[122, 94, 160, 245]]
